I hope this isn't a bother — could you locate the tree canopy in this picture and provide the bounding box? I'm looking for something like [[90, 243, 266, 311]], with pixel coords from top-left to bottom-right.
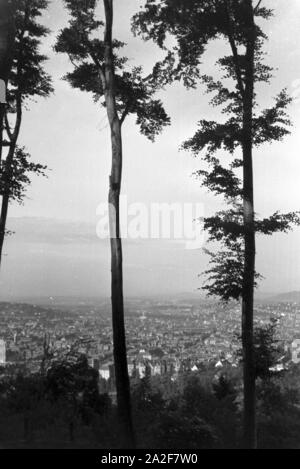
[[55, 0, 170, 141]]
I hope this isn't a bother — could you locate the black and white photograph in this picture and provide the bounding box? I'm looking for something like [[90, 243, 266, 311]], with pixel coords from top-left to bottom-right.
[[0, 0, 300, 453]]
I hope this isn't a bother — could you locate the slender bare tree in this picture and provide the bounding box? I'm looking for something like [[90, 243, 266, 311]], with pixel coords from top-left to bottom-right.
[[56, 0, 169, 447]]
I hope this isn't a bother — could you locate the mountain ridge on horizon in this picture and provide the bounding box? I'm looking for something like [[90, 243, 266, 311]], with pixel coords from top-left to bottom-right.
[[1, 290, 300, 306]]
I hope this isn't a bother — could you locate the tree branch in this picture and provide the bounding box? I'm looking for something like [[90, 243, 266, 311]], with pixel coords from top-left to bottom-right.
[[2, 2, 26, 153], [254, 0, 263, 13], [88, 45, 106, 89], [12, 90, 22, 141], [120, 101, 131, 125], [75, 8, 107, 93], [104, 0, 113, 46], [103, 0, 120, 124], [4, 110, 13, 142], [223, 1, 245, 99]]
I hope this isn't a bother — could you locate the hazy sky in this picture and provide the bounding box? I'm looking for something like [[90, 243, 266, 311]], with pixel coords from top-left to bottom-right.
[[1, 0, 300, 299]]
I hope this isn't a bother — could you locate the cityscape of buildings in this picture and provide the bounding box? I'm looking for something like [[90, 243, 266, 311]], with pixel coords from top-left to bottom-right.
[[0, 296, 300, 385]]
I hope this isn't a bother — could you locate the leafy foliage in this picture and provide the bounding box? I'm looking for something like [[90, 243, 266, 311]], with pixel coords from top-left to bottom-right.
[[132, 0, 272, 89], [202, 243, 246, 301], [7, 0, 53, 104], [1, 354, 300, 448], [0, 146, 47, 203], [45, 355, 107, 422], [0, 0, 53, 234], [55, 0, 170, 141], [236, 317, 286, 379]]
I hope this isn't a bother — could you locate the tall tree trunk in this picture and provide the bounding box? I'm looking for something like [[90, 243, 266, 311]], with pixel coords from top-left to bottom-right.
[[0, 0, 16, 162], [0, 100, 20, 267], [102, 0, 135, 448], [241, 0, 256, 449], [0, 181, 9, 263]]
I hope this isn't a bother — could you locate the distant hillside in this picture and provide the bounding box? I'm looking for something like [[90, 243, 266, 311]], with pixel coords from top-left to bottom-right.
[[264, 291, 300, 303]]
